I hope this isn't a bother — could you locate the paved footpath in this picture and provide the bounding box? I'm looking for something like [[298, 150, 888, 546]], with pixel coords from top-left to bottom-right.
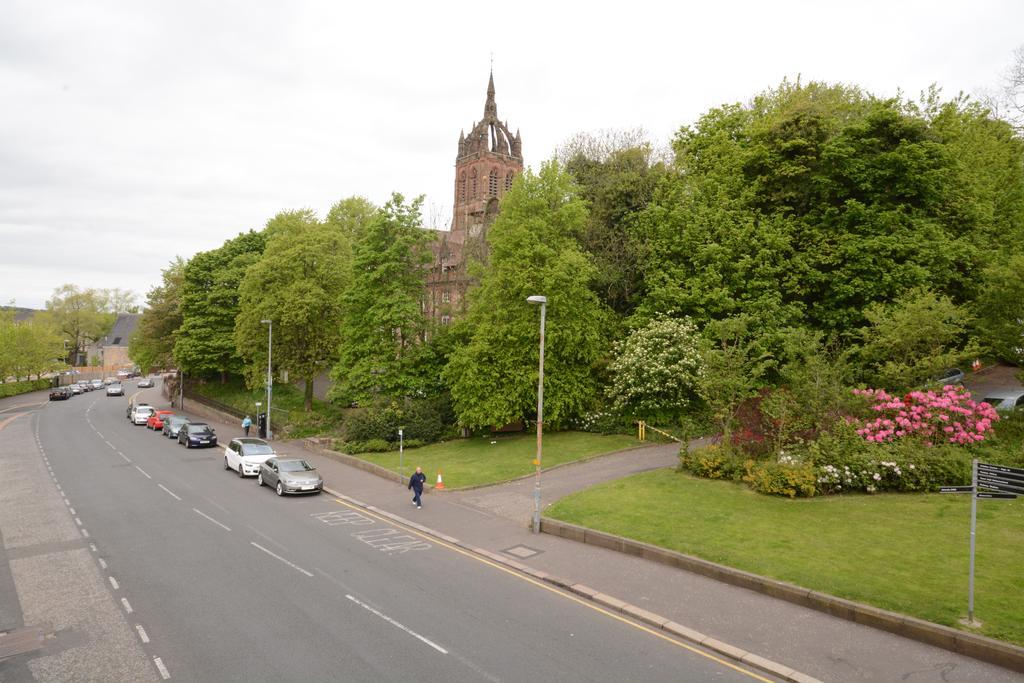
[[179, 397, 1020, 682]]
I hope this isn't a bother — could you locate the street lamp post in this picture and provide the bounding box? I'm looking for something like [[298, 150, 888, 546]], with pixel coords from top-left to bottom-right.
[[527, 295, 547, 534], [261, 320, 273, 440]]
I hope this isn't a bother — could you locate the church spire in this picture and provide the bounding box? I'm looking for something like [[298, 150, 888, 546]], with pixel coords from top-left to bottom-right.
[[484, 70, 497, 119]]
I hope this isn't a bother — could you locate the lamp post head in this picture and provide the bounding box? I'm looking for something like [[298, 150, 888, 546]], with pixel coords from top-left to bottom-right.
[[261, 319, 271, 325], [526, 295, 547, 305]]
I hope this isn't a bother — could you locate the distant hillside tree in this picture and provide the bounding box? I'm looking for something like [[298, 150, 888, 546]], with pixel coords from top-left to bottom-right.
[[130, 257, 185, 372]]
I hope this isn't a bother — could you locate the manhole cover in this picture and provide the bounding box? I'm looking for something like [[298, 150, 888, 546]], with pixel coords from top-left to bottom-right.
[[503, 545, 541, 559]]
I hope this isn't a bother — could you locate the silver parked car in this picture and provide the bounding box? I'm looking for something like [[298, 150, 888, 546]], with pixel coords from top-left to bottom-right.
[[257, 457, 323, 496], [980, 390, 1024, 414], [162, 415, 189, 438]]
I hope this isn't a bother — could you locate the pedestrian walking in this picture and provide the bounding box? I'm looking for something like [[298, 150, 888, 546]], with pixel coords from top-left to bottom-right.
[[242, 415, 252, 437], [408, 466, 426, 509]]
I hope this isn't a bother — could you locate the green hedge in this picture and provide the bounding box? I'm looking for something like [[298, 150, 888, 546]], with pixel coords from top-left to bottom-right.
[[0, 378, 52, 399]]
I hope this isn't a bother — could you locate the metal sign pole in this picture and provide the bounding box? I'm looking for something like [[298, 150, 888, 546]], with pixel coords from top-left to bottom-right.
[[968, 458, 978, 624], [398, 428, 404, 481]]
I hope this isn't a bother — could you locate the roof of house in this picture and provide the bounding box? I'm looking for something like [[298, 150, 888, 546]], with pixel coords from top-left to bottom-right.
[[99, 313, 141, 347], [0, 306, 41, 322]]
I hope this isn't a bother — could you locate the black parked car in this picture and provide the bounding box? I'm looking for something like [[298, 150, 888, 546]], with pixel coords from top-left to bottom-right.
[[49, 387, 71, 401], [178, 422, 217, 448]]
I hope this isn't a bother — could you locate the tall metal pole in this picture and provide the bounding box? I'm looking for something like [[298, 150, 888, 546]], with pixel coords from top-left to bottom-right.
[[179, 370, 184, 410], [266, 320, 273, 440], [968, 458, 978, 623], [532, 301, 546, 534], [399, 428, 405, 481]]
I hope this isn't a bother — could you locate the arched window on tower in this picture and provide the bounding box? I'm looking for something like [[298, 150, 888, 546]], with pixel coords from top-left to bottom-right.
[[488, 168, 498, 197], [470, 168, 477, 198], [459, 172, 466, 202], [505, 171, 514, 192]]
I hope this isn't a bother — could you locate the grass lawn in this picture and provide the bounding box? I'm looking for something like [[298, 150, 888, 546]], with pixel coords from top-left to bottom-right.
[[353, 431, 641, 489], [547, 470, 1024, 646], [191, 378, 347, 438]]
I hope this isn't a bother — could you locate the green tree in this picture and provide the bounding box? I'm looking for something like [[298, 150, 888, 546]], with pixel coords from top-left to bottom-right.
[[236, 210, 351, 412], [325, 196, 377, 243], [974, 254, 1024, 365], [40, 285, 117, 366], [444, 162, 611, 429], [130, 257, 185, 372], [329, 194, 432, 405], [606, 316, 703, 422], [174, 231, 266, 381], [0, 309, 64, 381], [696, 316, 772, 445], [858, 288, 976, 390]]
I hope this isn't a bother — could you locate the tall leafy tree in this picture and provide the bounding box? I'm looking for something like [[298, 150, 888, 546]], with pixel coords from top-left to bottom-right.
[[174, 231, 266, 381], [444, 162, 610, 429], [130, 257, 185, 372], [329, 194, 432, 404], [41, 284, 118, 366], [974, 253, 1024, 365], [0, 309, 64, 381], [236, 210, 351, 412], [325, 196, 377, 243]]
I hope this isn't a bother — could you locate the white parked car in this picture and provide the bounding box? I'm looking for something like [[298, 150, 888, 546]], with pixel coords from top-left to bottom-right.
[[131, 405, 155, 425], [224, 438, 276, 477], [106, 383, 124, 396]]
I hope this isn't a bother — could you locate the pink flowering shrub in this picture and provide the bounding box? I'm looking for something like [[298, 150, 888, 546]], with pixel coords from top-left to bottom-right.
[[851, 385, 999, 445]]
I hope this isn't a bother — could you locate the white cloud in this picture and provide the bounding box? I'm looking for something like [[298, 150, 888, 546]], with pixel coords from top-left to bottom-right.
[[2, 0, 1022, 307]]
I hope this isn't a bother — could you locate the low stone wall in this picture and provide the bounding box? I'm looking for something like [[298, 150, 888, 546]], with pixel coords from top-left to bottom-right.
[[540, 517, 1024, 673]]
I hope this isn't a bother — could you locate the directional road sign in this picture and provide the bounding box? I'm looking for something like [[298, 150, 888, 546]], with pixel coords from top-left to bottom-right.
[[939, 486, 974, 493], [976, 492, 1018, 500], [978, 462, 1024, 478]]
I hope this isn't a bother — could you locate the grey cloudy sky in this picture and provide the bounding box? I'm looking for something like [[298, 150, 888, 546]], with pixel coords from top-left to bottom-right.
[[2, 0, 1021, 309]]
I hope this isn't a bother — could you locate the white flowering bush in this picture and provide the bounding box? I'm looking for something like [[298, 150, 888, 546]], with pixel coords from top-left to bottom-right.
[[607, 316, 704, 421]]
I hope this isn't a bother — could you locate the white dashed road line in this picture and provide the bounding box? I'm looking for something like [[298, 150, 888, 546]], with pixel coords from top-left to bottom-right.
[[122, 597, 133, 614], [250, 542, 314, 577], [193, 508, 232, 532], [98, 558, 107, 570], [81, 528, 90, 538], [109, 576, 119, 590], [119, 452, 131, 463], [158, 484, 181, 501], [134, 465, 152, 479], [154, 656, 171, 679], [345, 594, 448, 654], [136, 624, 150, 643]]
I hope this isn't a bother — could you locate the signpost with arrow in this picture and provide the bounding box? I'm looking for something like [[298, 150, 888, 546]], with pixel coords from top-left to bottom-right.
[[941, 459, 1020, 625]]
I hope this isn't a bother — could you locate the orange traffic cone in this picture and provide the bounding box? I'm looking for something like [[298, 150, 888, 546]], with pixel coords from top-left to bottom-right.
[[434, 471, 445, 490]]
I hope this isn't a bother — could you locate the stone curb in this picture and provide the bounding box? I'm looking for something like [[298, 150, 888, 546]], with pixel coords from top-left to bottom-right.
[[321, 485, 818, 683], [540, 518, 1024, 674]]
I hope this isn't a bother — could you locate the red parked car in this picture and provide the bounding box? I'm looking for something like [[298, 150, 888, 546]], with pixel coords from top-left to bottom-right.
[[147, 410, 175, 431]]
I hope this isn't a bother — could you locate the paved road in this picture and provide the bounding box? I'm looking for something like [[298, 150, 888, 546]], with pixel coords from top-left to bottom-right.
[[0, 383, 776, 682]]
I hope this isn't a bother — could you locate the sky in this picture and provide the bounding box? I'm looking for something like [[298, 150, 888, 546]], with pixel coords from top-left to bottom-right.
[[2, 0, 1022, 309]]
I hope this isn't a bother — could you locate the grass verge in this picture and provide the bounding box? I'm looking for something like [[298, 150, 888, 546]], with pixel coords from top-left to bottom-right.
[[190, 377, 347, 438], [546, 469, 1024, 646], [351, 431, 641, 489]]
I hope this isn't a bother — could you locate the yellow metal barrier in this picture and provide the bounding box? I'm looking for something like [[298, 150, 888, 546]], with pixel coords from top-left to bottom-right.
[[637, 421, 681, 443]]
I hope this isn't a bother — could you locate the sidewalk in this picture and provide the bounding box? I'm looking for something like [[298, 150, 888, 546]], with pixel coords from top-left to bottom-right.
[[175, 396, 1020, 682]]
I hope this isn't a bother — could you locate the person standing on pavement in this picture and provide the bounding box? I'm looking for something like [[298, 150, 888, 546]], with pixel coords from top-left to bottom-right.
[[242, 415, 252, 437], [408, 466, 426, 509]]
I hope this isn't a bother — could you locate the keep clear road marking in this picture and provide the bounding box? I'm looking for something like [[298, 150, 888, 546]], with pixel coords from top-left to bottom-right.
[[158, 484, 181, 501], [153, 657, 170, 680], [135, 465, 152, 479], [250, 542, 314, 577], [193, 508, 231, 532], [345, 593, 448, 654], [330, 499, 773, 683]]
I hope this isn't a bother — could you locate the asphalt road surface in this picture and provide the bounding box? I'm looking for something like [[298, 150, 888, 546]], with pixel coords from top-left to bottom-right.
[[1, 384, 778, 682]]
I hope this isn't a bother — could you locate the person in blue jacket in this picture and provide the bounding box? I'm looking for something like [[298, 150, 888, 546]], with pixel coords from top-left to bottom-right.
[[241, 415, 252, 436], [408, 466, 426, 509]]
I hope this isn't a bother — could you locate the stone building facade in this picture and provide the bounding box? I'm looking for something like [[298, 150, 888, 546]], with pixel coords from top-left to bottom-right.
[[424, 72, 523, 325]]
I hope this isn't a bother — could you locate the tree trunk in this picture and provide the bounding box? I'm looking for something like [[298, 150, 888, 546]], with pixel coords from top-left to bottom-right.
[[220, 370, 227, 384], [304, 377, 314, 413]]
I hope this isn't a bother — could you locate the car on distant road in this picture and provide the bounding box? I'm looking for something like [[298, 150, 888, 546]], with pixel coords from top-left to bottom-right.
[[90, 379, 103, 391], [138, 378, 154, 388], [103, 377, 115, 385], [178, 422, 217, 448], [257, 457, 323, 496], [131, 405, 155, 425], [980, 390, 1024, 414], [106, 383, 124, 396], [77, 381, 92, 392], [69, 384, 83, 395], [224, 438, 276, 477], [932, 368, 965, 386], [162, 416, 189, 439], [147, 410, 174, 430], [49, 387, 71, 401]]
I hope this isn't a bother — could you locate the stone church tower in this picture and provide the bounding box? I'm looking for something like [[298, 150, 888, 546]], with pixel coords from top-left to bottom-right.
[[424, 72, 523, 325]]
